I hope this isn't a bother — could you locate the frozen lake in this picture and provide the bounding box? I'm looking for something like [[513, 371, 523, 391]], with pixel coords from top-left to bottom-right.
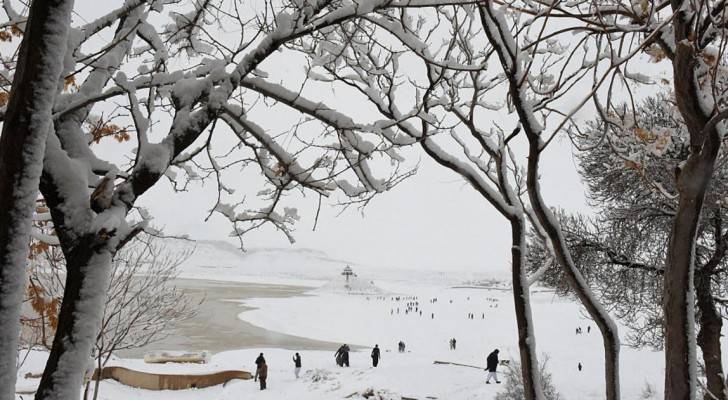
[[119, 279, 342, 357]]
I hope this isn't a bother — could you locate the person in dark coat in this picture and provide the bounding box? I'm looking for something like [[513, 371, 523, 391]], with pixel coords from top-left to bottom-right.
[[335, 344, 350, 367], [293, 352, 302, 378], [254, 353, 265, 382], [371, 344, 381, 367], [258, 360, 268, 390], [486, 349, 501, 384], [335, 345, 344, 366], [342, 344, 350, 366], [254, 353, 267, 389]]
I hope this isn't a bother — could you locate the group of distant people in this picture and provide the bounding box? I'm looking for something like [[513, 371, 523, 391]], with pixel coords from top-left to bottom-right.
[[252, 343, 504, 390], [574, 325, 590, 371], [252, 351, 303, 390], [248, 293, 515, 391]]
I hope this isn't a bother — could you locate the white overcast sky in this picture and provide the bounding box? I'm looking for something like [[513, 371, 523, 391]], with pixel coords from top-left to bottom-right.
[[139, 139, 590, 273]]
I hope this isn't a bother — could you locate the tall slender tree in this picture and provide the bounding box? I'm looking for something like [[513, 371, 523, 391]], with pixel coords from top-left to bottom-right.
[[0, 1, 74, 399]]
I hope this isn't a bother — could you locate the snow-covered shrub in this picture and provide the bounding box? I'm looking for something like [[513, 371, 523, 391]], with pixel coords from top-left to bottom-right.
[[639, 382, 658, 399], [305, 368, 335, 383], [495, 358, 561, 400], [350, 388, 401, 400]]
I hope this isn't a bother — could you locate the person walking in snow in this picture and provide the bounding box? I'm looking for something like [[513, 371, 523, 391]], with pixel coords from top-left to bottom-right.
[[335, 344, 350, 367], [254, 353, 267, 389], [254, 353, 265, 382], [342, 344, 350, 366], [578, 362, 582, 371], [293, 353, 302, 378], [258, 359, 268, 390], [485, 349, 501, 384], [335, 345, 345, 367], [371, 345, 381, 367]]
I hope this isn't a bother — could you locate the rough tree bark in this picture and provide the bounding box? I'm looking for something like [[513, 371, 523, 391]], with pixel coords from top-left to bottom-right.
[[34, 230, 113, 400], [664, 19, 723, 399], [696, 271, 725, 400], [509, 214, 542, 400], [0, 1, 74, 399], [665, 175, 710, 400]]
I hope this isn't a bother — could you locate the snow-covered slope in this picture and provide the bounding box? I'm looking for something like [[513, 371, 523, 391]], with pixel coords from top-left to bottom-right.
[[153, 238, 356, 282], [149, 237, 503, 286]]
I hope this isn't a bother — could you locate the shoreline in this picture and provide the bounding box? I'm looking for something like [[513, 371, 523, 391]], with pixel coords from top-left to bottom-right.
[[118, 278, 344, 358]]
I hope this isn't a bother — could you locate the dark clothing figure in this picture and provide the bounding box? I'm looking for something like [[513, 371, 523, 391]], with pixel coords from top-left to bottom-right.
[[587, 326, 591, 333], [335, 347, 343, 366], [578, 362, 582, 371], [293, 353, 302, 378], [371, 345, 380, 367], [486, 349, 501, 384], [335, 344, 350, 367], [342, 346, 350, 367], [258, 362, 268, 390], [254, 353, 267, 389], [254, 353, 265, 382], [452, 338, 457, 350], [486, 350, 499, 372], [398, 341, 406, 353]]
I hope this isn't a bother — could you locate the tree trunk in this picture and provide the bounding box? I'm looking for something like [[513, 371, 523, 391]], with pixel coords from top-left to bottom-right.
[[35, 238, 114, 400], [664, 150, 718, 400], [664, 190, 702, 400], [510, 215, 544, 400], [526, 144, 621, 400], [695, 272, 725, 400], [0, 1, 74, 399], [663, 5, 723, 395]]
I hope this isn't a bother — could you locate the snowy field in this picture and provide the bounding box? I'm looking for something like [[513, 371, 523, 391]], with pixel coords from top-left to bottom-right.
[[15, 273, 687, 400]]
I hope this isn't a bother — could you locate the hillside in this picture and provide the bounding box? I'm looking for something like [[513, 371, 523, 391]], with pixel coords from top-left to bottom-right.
[[146, 237, 502, 286], [150, 238, 355, 282]]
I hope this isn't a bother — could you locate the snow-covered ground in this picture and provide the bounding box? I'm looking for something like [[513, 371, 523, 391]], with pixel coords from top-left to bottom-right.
[[13, 242, 694, 399], [236, 281, 666, 399]]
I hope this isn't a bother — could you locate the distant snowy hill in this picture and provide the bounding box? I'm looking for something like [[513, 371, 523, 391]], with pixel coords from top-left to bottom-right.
[[152, 238, 356, 282], [149, 237, 505, 286]]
